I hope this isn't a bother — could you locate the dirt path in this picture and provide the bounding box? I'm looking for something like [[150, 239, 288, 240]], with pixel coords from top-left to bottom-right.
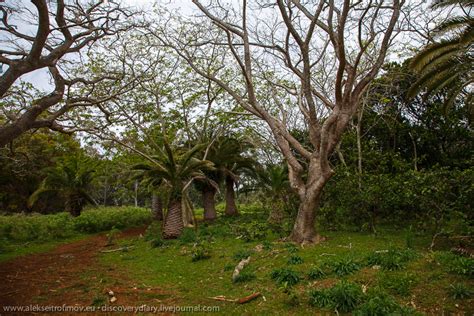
[[0, 227, 173, 315]]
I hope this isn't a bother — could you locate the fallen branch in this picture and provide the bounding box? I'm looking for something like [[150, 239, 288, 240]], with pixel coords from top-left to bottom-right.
[[237, 292, 261, 304], [100, 246, 134, 253], [208, 292, 261, 304]]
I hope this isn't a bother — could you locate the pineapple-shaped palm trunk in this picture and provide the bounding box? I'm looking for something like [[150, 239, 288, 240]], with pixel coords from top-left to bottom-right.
[[163, 198, 184, 239]]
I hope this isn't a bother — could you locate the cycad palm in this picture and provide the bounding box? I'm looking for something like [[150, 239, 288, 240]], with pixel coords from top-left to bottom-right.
[[28, 156, 96, 217], [133, 142, 214, 238], [257, 164, 291, 224], [408, 0, 473, 113]]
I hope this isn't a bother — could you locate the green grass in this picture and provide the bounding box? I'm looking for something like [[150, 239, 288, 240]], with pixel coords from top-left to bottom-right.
[[0, 234, 89, 262], [0, 206, 152, 261], [98, 212, 474, 315], [1, 204, 472, 314]]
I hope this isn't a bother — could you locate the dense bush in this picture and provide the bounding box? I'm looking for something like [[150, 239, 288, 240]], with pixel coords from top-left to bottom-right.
[[320, 167, 473, 235], [0, 207, 152, 242]]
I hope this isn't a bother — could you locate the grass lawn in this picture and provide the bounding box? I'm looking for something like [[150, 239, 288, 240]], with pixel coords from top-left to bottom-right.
[[97, 212, 473, 315]]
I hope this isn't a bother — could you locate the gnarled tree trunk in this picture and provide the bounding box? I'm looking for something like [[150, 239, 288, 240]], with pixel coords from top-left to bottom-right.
[[224, 176, 238, 216], [152, 193, 163, 221], [289, 160, 333, 244], [163, 199, 183, 239], [202, 186, 217, 220]]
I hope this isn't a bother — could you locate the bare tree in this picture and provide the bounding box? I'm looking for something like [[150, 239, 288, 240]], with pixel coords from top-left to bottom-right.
[[152, 0, 409, 243], [0, 0, 138, 146]]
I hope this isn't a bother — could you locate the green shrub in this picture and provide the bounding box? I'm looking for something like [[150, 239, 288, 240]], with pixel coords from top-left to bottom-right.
[[449, 283, 472, 299], [179, 228, 197, 244], [354, 290, 414, 316], [329, 257, 361, 276], [434, 251, 474, 277], [284, 243, 299, 253], [307, 266, 326, 280], [235, 221, 268, 242], [308, 289, 332, 308], [232, 270, 256, 283], [150, 238, 165, 248], [144, 222, 162, 241], [223, 263, 234, 272], [233, 249, 253, 261], [0, 207, 152, 243], [270, 268, 301, 286], [191, 244, 211, 262], [329, 281, 364, 313], [367, 248, 417, 271], [287, 255, 303, 265], [448, 256, 474, 278], [379, 273, 417, 296], [73, 207, 151, 233]]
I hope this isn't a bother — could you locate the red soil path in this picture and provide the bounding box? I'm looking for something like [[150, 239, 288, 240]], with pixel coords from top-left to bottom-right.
[[0, 227, 173, 315]]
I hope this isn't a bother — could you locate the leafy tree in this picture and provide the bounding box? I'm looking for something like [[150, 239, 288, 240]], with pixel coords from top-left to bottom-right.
[[133, 143, 214, 239], [28, 156, 97, 217]]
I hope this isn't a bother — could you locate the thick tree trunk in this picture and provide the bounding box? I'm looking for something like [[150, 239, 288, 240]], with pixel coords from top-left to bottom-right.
[[152, 193, 163, 221], [224, 176, 238, 216], [163, 198, 183, 239], [289, 193, 322, 244], [289, 160, 332, 244], [65, 197, 82, 217], [202, 187, 217, 220]]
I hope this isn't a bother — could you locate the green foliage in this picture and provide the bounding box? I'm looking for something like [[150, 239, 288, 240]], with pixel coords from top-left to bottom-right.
[[74, 207, 151, 233], [232, 249, 253, 261], [223, 263, 234, 272], [232, 270, 256, 283], [150, 238, 165, 248], [329, 281, 364, 312], [235, 221, 267, 242], [366, 248, 418, 271], [379, 273, 417, 296], [449, 283, 472, 299], [144, 222, 162, 241], [354, 289, 415, 316], [179, 228, 198, 244], [328, 257, 362, 276], [106, 227, 120, 246], [448, 256, 474, 278], [309, 281, 364, 313], [28, 155, 97, 216], [287, 254, 303, 265], [434, 251, 474, 277], [191, 243, 211, 262], [308, 289, 332, 309], [0, 207, 151, 242], [284, 243, 299, 253], [270, 268, 301, 286], [307, 266, 326, 280]]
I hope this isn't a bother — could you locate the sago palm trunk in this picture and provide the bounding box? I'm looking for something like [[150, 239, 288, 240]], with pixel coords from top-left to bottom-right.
[[151, 193, 163, 221], [65, 195, 82, 217], [163, 198, 184, 239], [202, 187, 217, 220], [224, 176, 238, 216]]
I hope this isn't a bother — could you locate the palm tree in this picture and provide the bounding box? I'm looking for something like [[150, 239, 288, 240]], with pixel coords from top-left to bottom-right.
[[133, 142, 214, 239], [408, 0, 473, 114], [195, 136, 257, 218], [28, 156, 97, 217], [258, 164, 292, 224]]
